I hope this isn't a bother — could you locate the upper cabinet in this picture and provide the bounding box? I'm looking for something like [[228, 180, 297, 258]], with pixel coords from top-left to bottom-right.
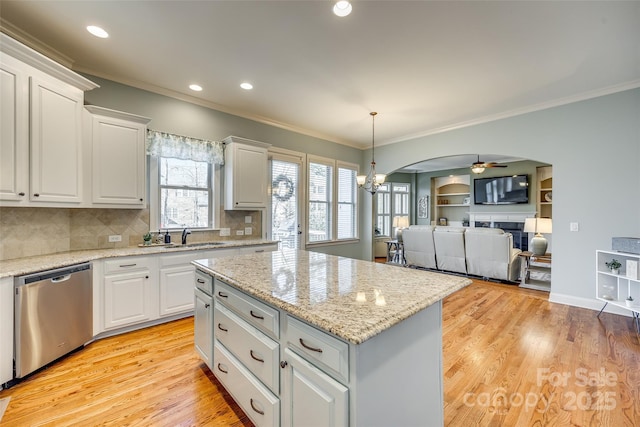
[[0, 34, 99, 207], [84, 106, 151, 208], [223, 136, 271, 210], [536, 166, 552, 219]]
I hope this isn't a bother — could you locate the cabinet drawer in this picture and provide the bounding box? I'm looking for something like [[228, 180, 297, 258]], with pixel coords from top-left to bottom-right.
[[104, 256, 153, 274], [215, 303, 279, 393], [285, 315, 349, 384], [215, 279, 279, 339], [195, 271, 213, 295], [214, 340, 280, 427]]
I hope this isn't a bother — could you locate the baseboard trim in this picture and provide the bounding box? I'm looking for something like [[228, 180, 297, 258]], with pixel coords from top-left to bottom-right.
[[549, 292, 632, 318]]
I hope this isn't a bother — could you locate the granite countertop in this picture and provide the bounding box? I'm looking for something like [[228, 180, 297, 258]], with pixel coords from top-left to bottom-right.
[[0, 239, 277, 278], [193, 249, 471, 345]]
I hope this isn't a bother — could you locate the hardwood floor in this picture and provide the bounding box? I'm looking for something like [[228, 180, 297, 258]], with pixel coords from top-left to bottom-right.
[[1, 279, 638, 426]]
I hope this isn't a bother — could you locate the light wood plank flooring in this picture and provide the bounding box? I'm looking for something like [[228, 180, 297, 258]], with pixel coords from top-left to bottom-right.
[[1, 279, 638, 426]]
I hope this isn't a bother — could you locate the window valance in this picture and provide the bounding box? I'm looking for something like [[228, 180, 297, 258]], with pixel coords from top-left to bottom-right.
[[146, 129, 224, 165]]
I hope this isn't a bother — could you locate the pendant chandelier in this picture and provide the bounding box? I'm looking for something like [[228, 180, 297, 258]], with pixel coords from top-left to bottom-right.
[[356, 112, 386, 194]]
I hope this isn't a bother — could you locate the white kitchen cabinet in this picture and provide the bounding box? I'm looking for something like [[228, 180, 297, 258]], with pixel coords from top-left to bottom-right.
[[0, 277, 13, 388], [0, 34, 98, 207], [281, 348, 348, 427], [194, 284, 213, 369], [102, 257, 156, 331], [84, 106, 150, 207], [223, 136, 271, 210], [159, 253, 199, 317]]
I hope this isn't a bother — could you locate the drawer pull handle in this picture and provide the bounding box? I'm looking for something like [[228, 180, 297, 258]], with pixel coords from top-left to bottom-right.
[[250, 398, 265, 415], [250, 310, 264, 320], [217, 363, 228, 374], [250, 350, 264, 363], [255, 249, 265, 253], [217, 323, 228, 332], [197, 278, 205, 284], [217, 291, 228, 298], [119, 263, 137, 268], [299, 338, 323, 353]]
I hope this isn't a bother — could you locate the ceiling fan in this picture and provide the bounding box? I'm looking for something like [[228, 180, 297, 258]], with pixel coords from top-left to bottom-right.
[[470, 155, 508, 174]]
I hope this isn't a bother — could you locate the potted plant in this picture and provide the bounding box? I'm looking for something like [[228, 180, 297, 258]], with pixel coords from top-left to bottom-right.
[[626, 296, 634, 308], [605, 259, 622, 274], [143, 232, 153, 246]]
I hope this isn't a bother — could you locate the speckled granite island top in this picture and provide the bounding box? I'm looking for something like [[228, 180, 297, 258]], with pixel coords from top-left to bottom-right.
[[193, 249, 471, 345]]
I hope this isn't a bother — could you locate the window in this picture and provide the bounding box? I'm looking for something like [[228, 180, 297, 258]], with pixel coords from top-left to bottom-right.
[[152, 156, 216, 230], [307, 156, 358, 244], [376, 182, 411, 237]]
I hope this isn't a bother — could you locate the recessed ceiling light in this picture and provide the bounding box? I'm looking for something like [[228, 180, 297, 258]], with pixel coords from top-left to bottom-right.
[[189, 84, 203, 92], [240, 82, 253, 90], [87, 25, 109, 38], [333, 1, 352, 17]]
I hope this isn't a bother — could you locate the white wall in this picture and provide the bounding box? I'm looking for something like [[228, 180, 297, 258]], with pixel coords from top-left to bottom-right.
[[370, 88, 640, 310]]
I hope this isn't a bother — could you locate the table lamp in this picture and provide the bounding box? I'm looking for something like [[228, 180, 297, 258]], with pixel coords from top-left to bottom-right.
[[524, 217, 552, 256], [393, 216, 410, 242]]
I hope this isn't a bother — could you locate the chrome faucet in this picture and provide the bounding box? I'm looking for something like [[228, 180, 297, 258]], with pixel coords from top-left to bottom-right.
[[181, 228, 191, 245]]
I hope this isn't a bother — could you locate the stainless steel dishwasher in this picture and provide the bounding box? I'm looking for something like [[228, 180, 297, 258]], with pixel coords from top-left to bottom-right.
[[14, 262, 92, 378]]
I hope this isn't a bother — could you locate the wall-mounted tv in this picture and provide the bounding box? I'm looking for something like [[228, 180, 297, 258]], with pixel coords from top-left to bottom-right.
[[473, 174, 529, 205]]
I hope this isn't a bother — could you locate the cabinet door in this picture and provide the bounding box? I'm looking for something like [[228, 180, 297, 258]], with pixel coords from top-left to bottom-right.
[[104, 270, 152, 329], [30, 76, 83, 203], [0, 59, 28, 202], [0, 277, 13, 385], [91, 114, 146, 206], [159, 264, 195, 316], [281, 348, 348, 427], [226, 143, 268, 209], [194, 287, 213, 369]]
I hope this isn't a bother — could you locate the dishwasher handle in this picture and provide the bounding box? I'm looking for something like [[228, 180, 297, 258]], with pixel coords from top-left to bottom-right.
[[51, 274, 72, 283]]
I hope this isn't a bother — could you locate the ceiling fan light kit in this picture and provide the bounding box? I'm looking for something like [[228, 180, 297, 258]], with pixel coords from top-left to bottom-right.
[[470, 155, 507, 174]]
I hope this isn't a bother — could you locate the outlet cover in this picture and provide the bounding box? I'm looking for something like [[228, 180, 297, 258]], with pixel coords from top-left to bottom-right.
[[244, 227, 252, 235], [108, 235, 122, 242], [245, 215, 252, 224], [570, 222, 579, 232], [219, 228, 230, 237], [236, 230, 244, 236]]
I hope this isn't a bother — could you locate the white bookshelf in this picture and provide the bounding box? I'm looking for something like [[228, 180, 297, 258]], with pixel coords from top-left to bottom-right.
[[596, 250, 640, 332]]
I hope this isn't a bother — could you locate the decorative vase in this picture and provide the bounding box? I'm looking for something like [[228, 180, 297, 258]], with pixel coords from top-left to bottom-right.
[[611, 268, 620, 275]]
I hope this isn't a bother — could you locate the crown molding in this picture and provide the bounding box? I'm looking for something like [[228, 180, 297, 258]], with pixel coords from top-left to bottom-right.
[[0, 19, 74, 69]]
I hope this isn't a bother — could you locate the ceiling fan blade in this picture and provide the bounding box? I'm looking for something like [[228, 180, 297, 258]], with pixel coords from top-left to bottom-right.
[[485, 163, 508, 168]]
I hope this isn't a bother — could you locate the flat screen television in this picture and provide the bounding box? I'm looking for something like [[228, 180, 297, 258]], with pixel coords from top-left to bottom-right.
[[473, 174, 529, 205]]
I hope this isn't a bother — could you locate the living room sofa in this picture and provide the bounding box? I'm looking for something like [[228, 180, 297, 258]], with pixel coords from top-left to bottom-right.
[[402, 225, 522, 282]]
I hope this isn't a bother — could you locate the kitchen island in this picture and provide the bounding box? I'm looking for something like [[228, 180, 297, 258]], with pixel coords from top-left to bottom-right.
[[193, 249, 471, 427]]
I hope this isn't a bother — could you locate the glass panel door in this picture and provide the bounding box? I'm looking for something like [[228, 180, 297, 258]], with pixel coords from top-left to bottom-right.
[[270, 157, 302, 249]]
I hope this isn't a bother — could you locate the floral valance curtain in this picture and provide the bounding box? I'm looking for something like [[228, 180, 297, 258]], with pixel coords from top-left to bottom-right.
[[146, 129, 224, 165]]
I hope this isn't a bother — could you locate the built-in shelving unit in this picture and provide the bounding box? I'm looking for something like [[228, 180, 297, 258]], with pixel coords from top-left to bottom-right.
[[433, 175, 470, 225], [537, 166, 552, 219]]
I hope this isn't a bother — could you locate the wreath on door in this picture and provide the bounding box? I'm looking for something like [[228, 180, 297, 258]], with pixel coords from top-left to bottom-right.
[[272, 174, 295, 202]]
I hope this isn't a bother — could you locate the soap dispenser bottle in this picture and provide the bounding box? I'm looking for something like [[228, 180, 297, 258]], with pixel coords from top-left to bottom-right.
[[164, 231, 171, 244], [156, 230, 164, 244]]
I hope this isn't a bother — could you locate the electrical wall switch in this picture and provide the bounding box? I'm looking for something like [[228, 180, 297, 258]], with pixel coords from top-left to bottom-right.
[[245, 215, 252, 224], [244, 227, 252, 235], [108, 235, 122, 242], [570, 222, 579, 232], [219, 228, 230, 237], [236, 230, 245, 236]]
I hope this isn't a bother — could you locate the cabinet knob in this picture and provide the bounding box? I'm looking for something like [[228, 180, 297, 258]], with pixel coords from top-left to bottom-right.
[[139, 198, 143, 202], [280, 361, 288, 369], [204, 303, 210, 308], [145, 275, 149, 279]]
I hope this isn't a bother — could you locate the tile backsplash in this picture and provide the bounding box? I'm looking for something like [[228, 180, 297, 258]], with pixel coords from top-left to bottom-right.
[[0, 207, 262, 261]]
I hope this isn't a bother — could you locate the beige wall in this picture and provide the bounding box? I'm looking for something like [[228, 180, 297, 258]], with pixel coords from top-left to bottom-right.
[[0, 207, 261, 261]]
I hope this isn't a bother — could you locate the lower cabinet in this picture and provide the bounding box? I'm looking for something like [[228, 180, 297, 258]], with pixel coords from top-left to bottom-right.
[[103, 257, 154, 330], [194, 286, 213, 369], [281, 348, 348, 427], [0, 277, 13, 387]]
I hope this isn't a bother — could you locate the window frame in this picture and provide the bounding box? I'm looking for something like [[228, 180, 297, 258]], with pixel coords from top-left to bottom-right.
[[306, 155, 359, 246], [376, 182, 411, 238], [149, 155, 220, 232]]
